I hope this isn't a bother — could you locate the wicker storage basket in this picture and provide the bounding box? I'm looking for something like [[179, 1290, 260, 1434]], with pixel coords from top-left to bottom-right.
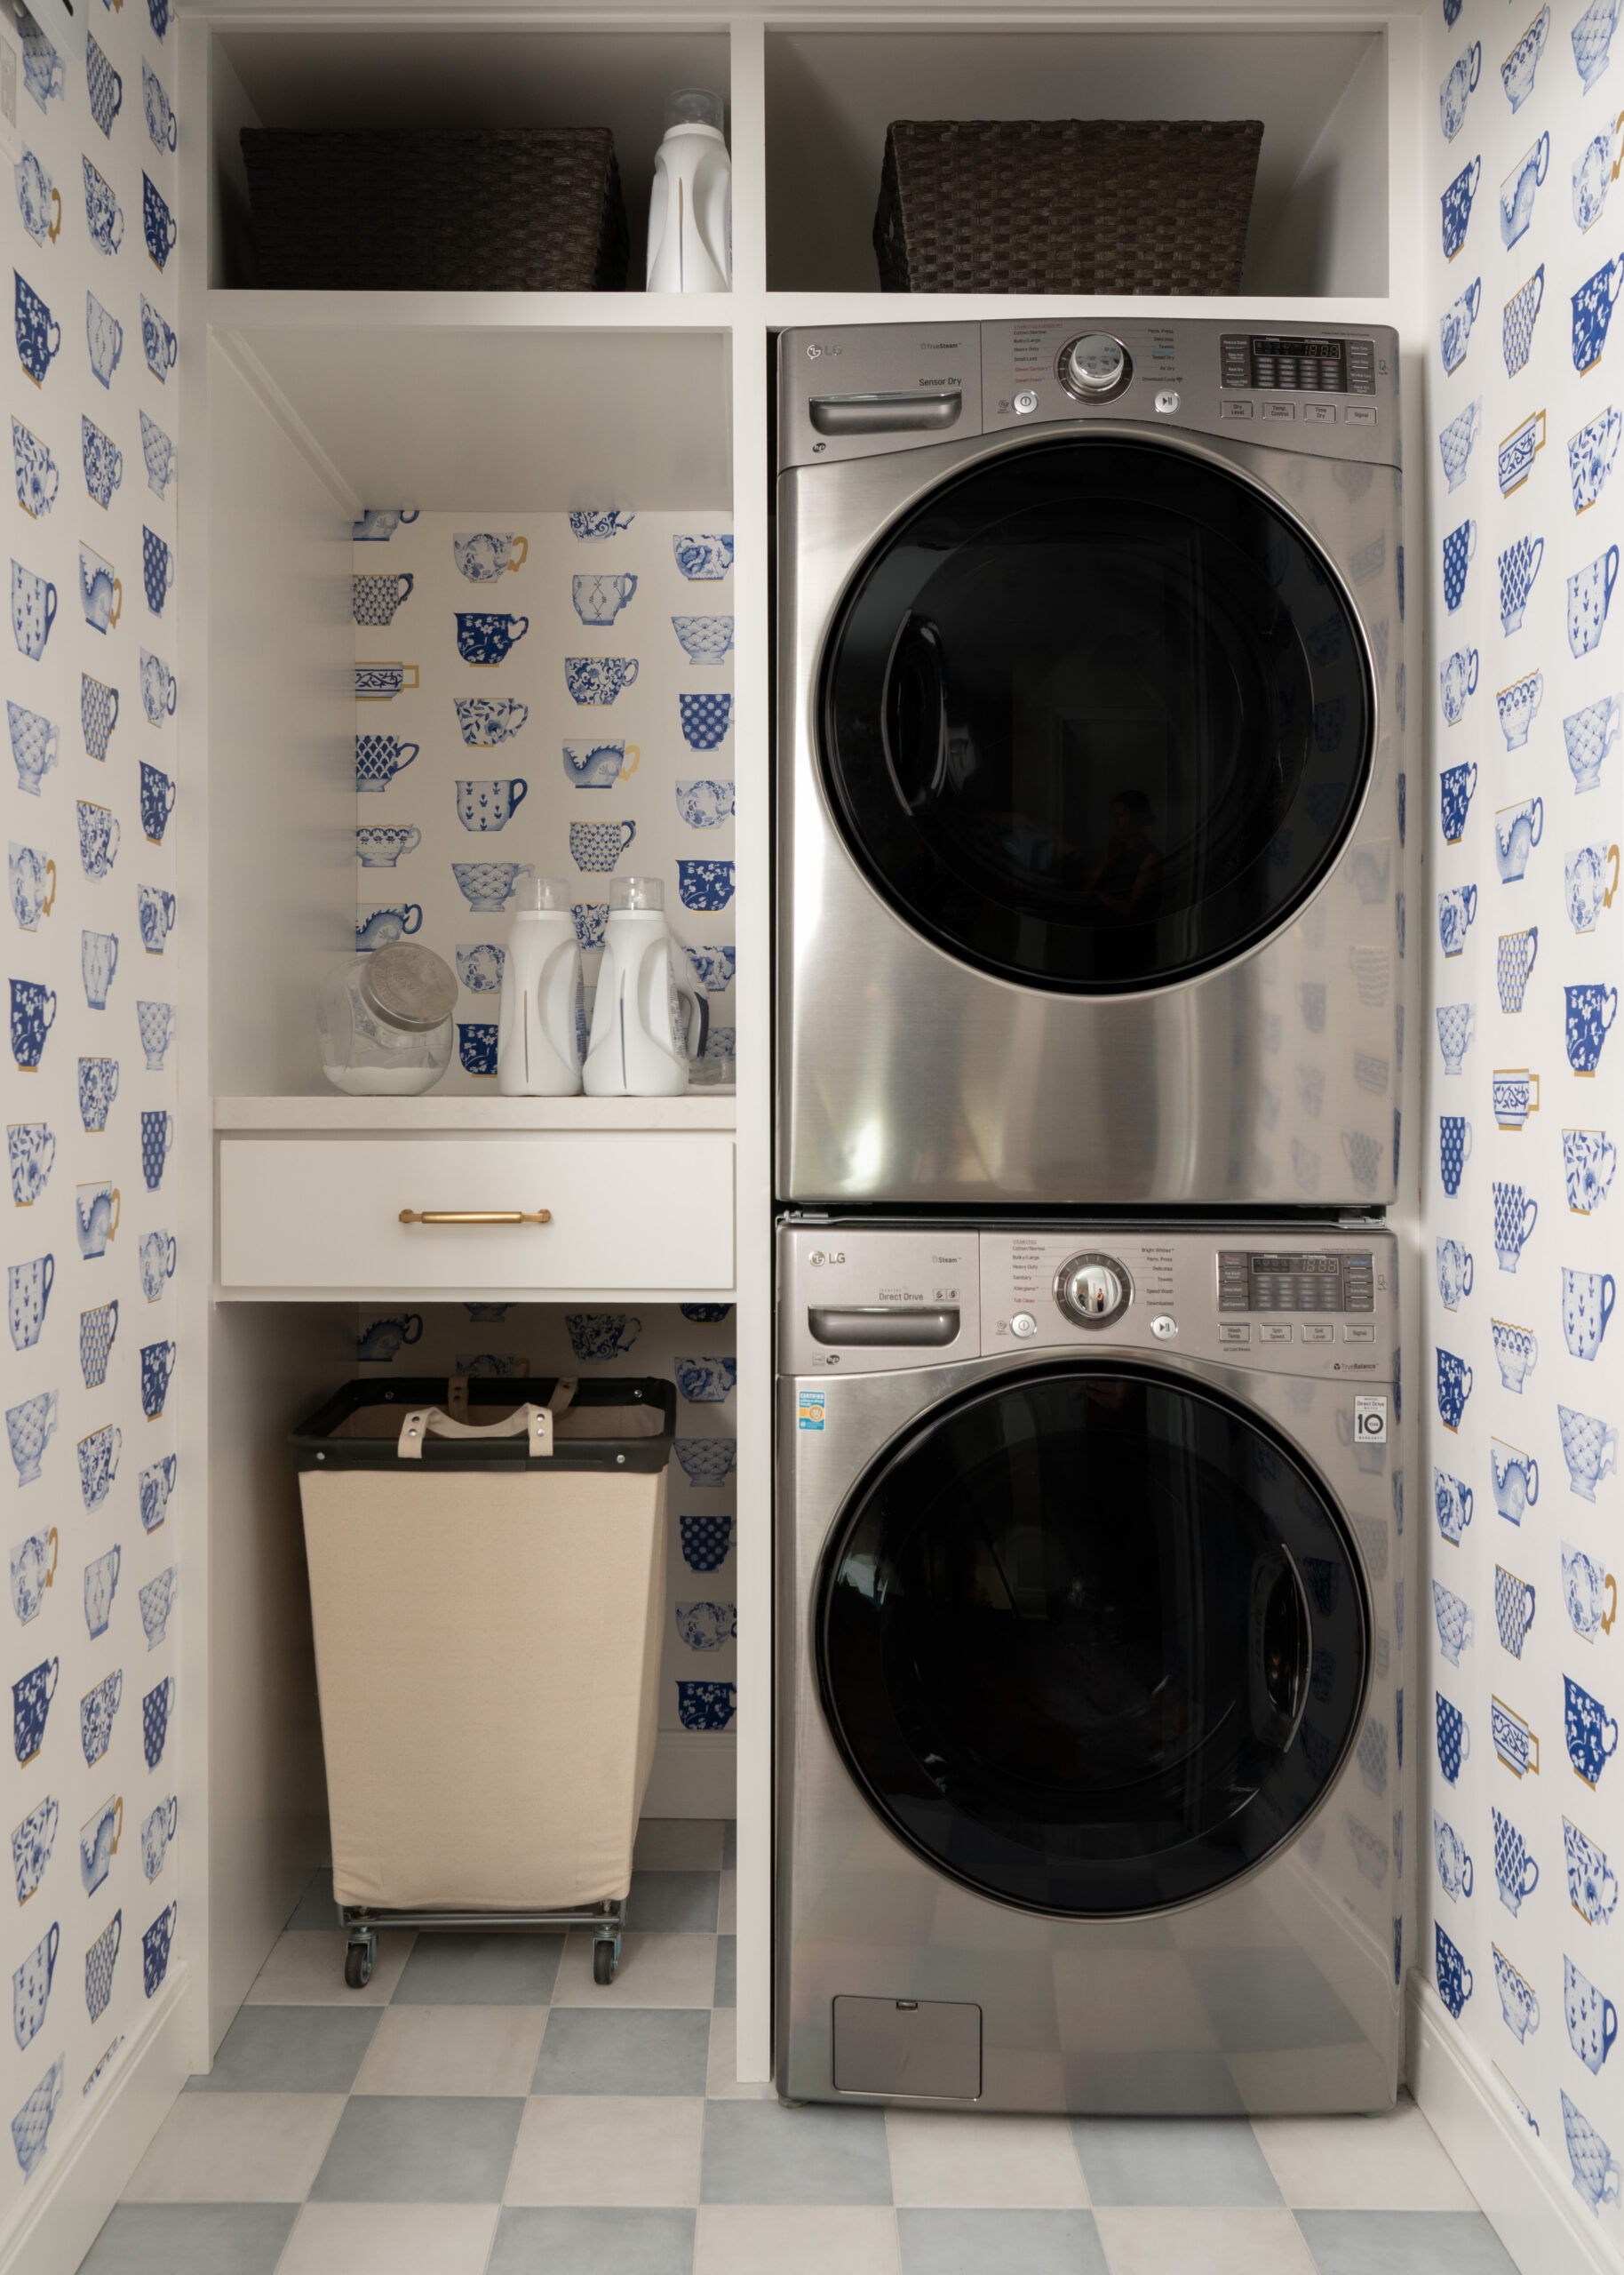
[[240, 128, 630, 291], [873, 118, 1263, 295]]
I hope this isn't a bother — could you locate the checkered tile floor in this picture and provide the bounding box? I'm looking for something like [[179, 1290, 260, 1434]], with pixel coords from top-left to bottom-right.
[[81, 1824, 1514, 2275]]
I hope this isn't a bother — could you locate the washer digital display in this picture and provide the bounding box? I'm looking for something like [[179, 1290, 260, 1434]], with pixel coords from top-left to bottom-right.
[[1217, 1251, 1375, 1313]]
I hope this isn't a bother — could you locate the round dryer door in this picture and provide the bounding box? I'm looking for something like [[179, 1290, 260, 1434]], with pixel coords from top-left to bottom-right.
[[819, 436, 1374, 992], [816, 1362, 1370, 1919]]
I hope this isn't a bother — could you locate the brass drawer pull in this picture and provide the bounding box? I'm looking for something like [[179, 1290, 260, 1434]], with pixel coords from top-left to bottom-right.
[[399, 1208, 552, 1225]]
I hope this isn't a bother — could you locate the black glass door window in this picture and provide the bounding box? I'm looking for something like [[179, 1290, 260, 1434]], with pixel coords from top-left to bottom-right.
[[816, 1365, 1369, 1918], [820, 439, 1373, 991]]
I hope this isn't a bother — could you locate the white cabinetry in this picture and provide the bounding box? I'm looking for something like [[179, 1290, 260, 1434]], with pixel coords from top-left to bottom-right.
[[168, 0, 1422, 2158]]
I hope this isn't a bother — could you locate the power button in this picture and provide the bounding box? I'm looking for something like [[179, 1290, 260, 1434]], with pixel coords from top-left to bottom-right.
[[1013, 389, 1039, 417], [1010, 1313, 1038, 1338]]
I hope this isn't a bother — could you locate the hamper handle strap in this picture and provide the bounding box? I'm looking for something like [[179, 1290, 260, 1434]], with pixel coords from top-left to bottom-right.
[[396, 1378, 578, 1460]]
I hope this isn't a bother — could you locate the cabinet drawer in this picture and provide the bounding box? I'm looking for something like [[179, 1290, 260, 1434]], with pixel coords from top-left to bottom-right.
[[219, 1135, 735, 1293]]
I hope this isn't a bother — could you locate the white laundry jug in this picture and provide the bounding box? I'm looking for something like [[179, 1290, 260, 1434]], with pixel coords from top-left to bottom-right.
[[584, 876, 707, 1097], [498, 876, 583, 1096], [647, 88, 731, 293]]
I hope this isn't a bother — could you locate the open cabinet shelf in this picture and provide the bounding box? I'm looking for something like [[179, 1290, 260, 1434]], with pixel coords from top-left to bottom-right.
[[763, 21, 1391, 298], [209, 20, 734, 291]]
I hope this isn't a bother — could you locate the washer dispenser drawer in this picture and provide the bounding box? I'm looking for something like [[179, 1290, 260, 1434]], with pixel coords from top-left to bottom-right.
[[832, 1995, 982, 2101]]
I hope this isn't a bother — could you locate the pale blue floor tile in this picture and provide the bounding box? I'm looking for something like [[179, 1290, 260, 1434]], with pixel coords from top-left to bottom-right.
[[393, 1932, 564, 2006], [700, 2099, 891, 2204], [630, 1871, 719, 1932], [899, 2208, 1109, 2275], [712, 1936, 736, 2009], [1297, 2210, 1521, 2275], [531, 2008, 711, 2095], [1070, 2117, 1283, 2207], [308, 2094, 523, 2202], [79, 2204, 298, 2274], [489, 2207, 695, 2274], [186, 2004, 378, 2093]]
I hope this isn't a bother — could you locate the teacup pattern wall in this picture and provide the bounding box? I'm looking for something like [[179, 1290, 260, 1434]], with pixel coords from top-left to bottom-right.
[[351, 511, 736, 1090], [1, 0, 180, 2211], [1426, 0, 1623, 2211], [351, 1304, 737, 1744]]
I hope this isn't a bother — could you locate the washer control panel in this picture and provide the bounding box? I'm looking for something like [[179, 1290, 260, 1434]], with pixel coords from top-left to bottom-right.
[[779, 1225, 1396, 1381], [981, 1227, 1395, 1380]]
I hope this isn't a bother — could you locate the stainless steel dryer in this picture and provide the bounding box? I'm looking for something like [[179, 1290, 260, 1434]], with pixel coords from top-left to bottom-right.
[[777, 1220, 1408, 2113], [777, 319, 1406, 1207]]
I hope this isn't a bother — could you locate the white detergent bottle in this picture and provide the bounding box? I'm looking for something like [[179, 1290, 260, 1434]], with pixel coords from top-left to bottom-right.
[[646, 88, 731, 293], [584, 876, 708, 1098], [498, 876, 583, 1096]]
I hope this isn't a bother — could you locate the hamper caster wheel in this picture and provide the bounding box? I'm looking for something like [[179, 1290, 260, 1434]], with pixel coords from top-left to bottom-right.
[[345, 1939, 374, 1990], [593, 1937, 618, 1985]]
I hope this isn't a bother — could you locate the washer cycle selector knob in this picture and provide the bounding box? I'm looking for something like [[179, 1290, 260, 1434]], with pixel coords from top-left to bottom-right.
[[1059, 332, 1133, 403], [1055, 1252, 1133, 1329]]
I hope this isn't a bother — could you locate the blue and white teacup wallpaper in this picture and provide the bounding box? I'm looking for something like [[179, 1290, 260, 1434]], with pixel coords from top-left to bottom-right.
[[351, 509, 736, 1090], [4, 0, 181, 2202], [349, 1305, 736, 1744], [1426, 0, 1624, 2218], [3, 0, 181, 2219]]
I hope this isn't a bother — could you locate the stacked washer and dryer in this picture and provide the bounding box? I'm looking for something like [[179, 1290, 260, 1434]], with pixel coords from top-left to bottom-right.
[[774, 318, 1412, 2114]]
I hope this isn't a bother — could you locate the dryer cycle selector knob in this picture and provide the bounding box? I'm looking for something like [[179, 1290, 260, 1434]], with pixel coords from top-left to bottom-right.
[[1054, 1252, 1133, 1329], [1059, 332, 1133, 404]]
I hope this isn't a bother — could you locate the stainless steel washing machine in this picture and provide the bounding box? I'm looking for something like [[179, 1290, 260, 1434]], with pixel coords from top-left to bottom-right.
[[777, 319, 1406, 1207], [776, 1219, 1408, 2113]]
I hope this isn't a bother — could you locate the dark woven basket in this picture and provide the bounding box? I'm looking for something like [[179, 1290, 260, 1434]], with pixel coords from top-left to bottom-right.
[[874, 119, 1263, 295], [240, 128, 630, 291]]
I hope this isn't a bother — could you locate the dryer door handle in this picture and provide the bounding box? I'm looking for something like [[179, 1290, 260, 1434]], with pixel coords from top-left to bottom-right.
[[808, 1305, 960, 1347]]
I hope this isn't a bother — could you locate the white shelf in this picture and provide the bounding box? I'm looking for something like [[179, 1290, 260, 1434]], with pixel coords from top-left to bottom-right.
[[204, 290, 737, 332], [213, 1095, 736, 1132]]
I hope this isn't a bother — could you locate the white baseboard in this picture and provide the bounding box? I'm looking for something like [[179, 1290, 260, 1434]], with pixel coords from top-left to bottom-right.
[[1407, 1974, 1622, 2275], [643, 1732, 736, 1820], [0, 1971, 192, 2275]]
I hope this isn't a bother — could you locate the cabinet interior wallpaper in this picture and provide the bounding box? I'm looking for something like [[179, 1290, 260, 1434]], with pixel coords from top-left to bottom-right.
[[3, 0, 181, 2224], [1423, 0, 1624, 2220], [351, 507, 736, 1090], [349, 1305, 737, 1740]]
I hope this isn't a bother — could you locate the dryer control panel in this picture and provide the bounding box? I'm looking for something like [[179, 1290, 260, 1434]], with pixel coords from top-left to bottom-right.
[[779, 1222, 1397, 1383], [777, 318, 1401, 472]]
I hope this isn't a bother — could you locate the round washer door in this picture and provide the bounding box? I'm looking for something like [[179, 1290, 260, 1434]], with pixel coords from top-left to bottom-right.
[[820, 436, 1374, 993], [816, 1363, 1370, 1919]]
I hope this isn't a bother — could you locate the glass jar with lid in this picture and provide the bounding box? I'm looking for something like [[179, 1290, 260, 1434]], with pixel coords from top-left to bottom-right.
[[318, 942, 457, 1096]]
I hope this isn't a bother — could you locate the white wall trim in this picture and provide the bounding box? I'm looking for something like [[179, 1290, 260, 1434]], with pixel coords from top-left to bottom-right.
[[643, 1733, 736, 1820], [1408, 1974, 1623, 2275], [0, 1973, 193, 2275]]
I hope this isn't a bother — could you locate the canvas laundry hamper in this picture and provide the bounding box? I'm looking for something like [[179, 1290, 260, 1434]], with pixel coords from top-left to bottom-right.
[[291, 1377, 673, 1919]]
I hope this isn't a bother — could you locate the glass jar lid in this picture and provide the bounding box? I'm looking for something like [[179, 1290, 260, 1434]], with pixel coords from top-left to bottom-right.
[[359, 942, 458, 1033]]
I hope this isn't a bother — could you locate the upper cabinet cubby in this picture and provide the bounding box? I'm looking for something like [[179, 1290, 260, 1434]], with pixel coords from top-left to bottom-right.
[[207, 25, 732, 291], [763, 23, 1390, 299]]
